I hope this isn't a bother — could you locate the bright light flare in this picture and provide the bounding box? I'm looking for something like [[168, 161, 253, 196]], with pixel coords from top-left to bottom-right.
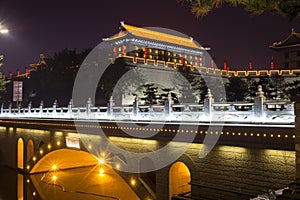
[[98, 158, 105, 165], [51, 164, 57, 171], [52, 175, 57, 181], [0, 29, 8, 34], [99, 167, 104, 175]]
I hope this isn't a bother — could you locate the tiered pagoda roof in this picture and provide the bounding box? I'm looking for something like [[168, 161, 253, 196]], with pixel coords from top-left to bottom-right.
[[269, 28, 300, 50], [104, 21, 206, 51]]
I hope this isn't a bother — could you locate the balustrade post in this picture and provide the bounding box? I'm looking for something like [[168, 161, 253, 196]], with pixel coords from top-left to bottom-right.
[[107, 96, 114, 116], [0, 103, 3, 114], [68, 99, 73, 114], [133, 95, 139, 116], [254, 85, 265, 117], [165, 92, 173, 115], [17, 103, 21, 114], [86, 97, 92, 115], [52, 100, 57, 114], [203, 89, 214, 116], [28, 102, 32, 114], [8, 103, 12, 114], [39, 101, 43, 117]]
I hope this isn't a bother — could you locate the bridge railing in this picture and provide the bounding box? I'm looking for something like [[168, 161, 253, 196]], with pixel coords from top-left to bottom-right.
[[0, 87, 295, 124]]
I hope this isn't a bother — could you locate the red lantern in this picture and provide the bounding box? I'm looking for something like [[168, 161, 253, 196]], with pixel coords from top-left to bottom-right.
[[122, 45, 126, 56], [211, 59, 214, 69], [9, 72, 12, 79], [249, 60, 253, 70], [113, 47, 117, 57], [223, 61, 227, 70], [270, 60, 275, 70]]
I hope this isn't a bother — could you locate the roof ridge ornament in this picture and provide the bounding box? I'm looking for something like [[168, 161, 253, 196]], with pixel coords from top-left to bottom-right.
[[292, 28, 296, 34]]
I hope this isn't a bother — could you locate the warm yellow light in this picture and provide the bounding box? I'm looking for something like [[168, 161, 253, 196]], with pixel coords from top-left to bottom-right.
[[47, 144, 51, 150], [88, 144, 92, 149], [33, 192, 36, 196], [99, 167, 104, 175], [27, 179, 30, 183], [56, 141, 61, 146], [52, 175, 57, 181], [116, 163, 120, 170], [32, 156, 36, 161], [277, 134, 281, 138], [26, 165, 30, 170], [98, 158, 105, 165], [52, 164, 57, 171], [130, 178, 136, 186], [39, 149, 43, 155], [293, 135, 296, 139]]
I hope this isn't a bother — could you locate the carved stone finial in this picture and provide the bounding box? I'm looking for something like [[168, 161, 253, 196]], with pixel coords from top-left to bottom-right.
[[256, 85, 264, 96], [206, 89, 213, 98]]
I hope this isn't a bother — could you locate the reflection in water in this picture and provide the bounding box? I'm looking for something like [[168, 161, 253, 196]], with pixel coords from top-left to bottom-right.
[[18, 174, 23, 200], [0, 166, 139, 200], [30, 165, 139, 200]]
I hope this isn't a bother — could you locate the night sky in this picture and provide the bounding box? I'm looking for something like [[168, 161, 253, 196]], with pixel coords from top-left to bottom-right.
[[0, 0, 299, 74]]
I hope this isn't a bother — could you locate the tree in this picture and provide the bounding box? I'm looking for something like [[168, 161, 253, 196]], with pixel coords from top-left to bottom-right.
[[286, 79, 300, 98], [177, 0, 300, 19], [19, 48, 91, 106], [140, 84, 160, 105], [250, 75, 288, 100], [226, 77, 249, 102], [192, 77, 208, 103], [159, 88, 179, 104]]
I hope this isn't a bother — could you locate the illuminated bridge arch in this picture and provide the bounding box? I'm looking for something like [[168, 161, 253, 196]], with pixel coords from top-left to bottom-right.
[[17, 137, 24, 169], [28, 148, 140, 200], [169, 155, 195, 199]]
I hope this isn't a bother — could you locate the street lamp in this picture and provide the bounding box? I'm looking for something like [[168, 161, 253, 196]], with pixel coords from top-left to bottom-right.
[[0, 24, 8, 34]]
